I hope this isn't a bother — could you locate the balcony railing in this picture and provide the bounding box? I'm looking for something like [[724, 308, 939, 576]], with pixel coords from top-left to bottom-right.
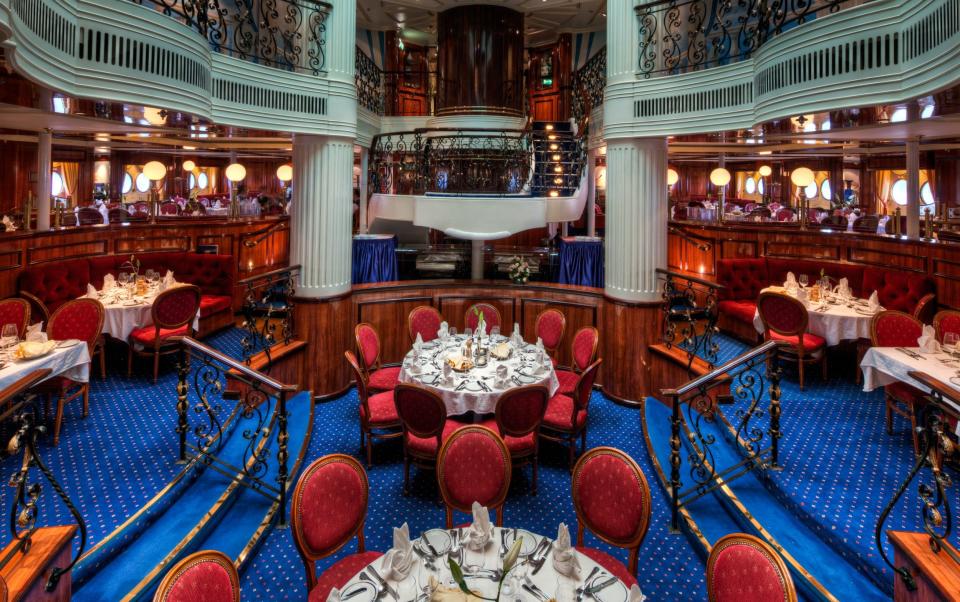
[[133, 0, 332, 75], [636, 0, 866, 78], [572, 48, 606, 123]]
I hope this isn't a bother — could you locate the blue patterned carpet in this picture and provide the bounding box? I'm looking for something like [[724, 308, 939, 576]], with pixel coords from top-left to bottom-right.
[[2, 327, 956, 600]]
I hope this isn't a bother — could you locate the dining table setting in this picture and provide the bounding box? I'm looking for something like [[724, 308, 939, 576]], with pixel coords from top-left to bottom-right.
[[331, 503, 643, 602], [397, 324, 560, 416], [82, 270, 199, 340]]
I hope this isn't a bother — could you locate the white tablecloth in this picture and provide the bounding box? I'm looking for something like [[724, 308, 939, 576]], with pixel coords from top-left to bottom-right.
[[0, 342, 91, 391], [339, 527, 634, 602], [753, 290, 878, 346], [398, 335, 559, 416], [93, 287, 200, 340]]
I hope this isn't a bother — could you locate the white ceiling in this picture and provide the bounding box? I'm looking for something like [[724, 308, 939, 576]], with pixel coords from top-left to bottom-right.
[[356, 0, 606, 46]]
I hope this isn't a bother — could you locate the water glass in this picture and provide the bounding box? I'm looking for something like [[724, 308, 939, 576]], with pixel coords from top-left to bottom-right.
[[449, 327, 457, 338], [1, 323, 19, 362], [945, 332, 959, 356], [491, 326, 501, 338], [464, 327, 473, 337], [798, 274, 809, 288]]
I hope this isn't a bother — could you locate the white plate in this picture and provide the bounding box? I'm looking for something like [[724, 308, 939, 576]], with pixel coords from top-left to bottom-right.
[[416, 529, 453, 557], [587, 575, 629, 602], [503, 528, 539, 557], [339, 580, 377, 602]]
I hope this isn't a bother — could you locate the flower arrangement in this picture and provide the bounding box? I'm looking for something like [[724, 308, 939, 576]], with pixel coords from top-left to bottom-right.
[[120, 254, 141, 277], [507, 256, 530, 285]]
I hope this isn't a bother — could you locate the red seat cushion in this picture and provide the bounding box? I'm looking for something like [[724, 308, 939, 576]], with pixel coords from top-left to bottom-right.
[[199, 295, 232, 316], [368, 366, 401, 392], [768, 330, 825, 351], [405, 420, 462, 456], [477, 420, 536, 454], [129, 325, 189, 346], [543, 394, 587, 431], [886, 381, 927, 407], [556, 369, 579, 395], [307, 551, 384, 601], [718, 300, 758, 325], [359, 391, 398, 425], [575, 546, 638, 588]]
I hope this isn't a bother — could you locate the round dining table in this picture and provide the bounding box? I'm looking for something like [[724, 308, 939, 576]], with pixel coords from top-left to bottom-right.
[[89, 284, 200, 340], [397, 334, 560, 416], [752, 287, 881, 346], [337, 526, 634, 602]]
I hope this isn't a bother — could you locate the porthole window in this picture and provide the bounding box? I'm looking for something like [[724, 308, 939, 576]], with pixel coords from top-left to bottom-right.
[[921, 182, 935, 206], [758, 178, 765, 196], [135, 172, 151, 193], [189, 173, 196, 190], [122, 173, 133, 194], [891, 179, 907, 205], [745, 177, 757, 195], [804, 181, 818, 200], [51, 172, 65, 196], [197, 172, 209, 190], [820, 179, 832, 200]]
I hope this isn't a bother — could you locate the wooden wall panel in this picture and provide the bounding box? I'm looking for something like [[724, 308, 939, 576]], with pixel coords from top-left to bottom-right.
[[355, 296, 433, 364], [114, 236, 192, 254], [437, 296, 517, 333], [519, 298, 598, 369]]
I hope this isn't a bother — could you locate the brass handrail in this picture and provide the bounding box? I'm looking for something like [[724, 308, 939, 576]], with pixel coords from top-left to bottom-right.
[[662, 340, 779, 397], [178, 336, 297, 393]]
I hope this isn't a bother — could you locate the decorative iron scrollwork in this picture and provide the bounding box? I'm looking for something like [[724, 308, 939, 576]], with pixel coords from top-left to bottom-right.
[[572, 48, 605, 123], [658, 268, 721, 371], [239, 266, 300, 369], [356, 48, 384, 115]]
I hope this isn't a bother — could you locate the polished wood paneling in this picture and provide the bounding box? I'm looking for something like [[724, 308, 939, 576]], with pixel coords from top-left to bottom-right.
[[356, 296, 433, 363], [889, 530, 960, 602], [437, 296, 517, 334], [520, 298, 597, 368], [0, 525, 76, 602], [295, 294, 353, 399], [601, 298, 661, 405]]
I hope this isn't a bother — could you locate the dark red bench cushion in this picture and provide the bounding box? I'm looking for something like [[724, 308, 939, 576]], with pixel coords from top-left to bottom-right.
[[171, 254, 234, 297], [718, 300, 758, 325], [862, 267, 934, 313], [717, 258, 767, 301], [18, 259, 91, 312], [199, 295, 233, 316]]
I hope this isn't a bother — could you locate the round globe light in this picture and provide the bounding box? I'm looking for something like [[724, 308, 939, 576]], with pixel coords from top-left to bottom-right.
[[667, 168, 679, 186], [790, 167, 815, 187], [758, 165, 772, 177], [182, 160, 196, 172], [709, 167, 731, 187], [225, 163, 247, 183], [276, 164, 293, 182], [142, 160, 166, 181]]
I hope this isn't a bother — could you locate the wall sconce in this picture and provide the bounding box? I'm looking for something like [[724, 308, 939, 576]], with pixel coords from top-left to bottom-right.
[[667, 168, 679, 187], [758, 165, 772, 177], [225, 162, 247, 220], [182, 160, 196, 172], [791, 167, 815, 230]]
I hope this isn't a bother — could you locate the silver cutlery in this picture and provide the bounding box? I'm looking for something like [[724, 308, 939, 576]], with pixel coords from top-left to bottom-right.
[[896, 347, 923, 360], [366, 566, 399, 600], [583, 576, 619, 596], [522, 580, 550, 601], [530, 541, 552, 575]]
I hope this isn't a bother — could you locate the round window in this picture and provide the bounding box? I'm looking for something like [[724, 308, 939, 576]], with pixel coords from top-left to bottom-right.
[[891, 179, 907, 205], [758, 178, 765, 196], [804, 181, 818, 200], [820, 179, 832, 200], [51, 172, 64, 197], [197, 172, 209, 190], [189, 173, 196, 190], [745, 177, 756, 195], [135, 172, 151, 193], [122, 173, 133, 194], [921, 182, 935, 206]]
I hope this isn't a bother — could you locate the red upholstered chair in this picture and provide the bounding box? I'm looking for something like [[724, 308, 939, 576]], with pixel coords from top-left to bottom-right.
[[871, 311, 926, 452], [160, 201, 180, 215], [291, 454, 383, 602], [437, 426, 511, 529], [535, 309, 566, 365], [541, 359, 602, 468], [127, 285, 201, 383], [756, 292, 826, 391], [556, 326, 599, 395], [354, 323, 400, 393], [913, 293, 937, 325], [153, 550, 240, 602], [41, 298, 104, 445], [345, 351, 401, 466], [464, 303, 501, 335], [934, 310, 960, 343], [19, 291, 49, 326], [408, 305, 443, 343], [395, 382, 460, 495], [571, 447, 651, 587], [0, 297, 30, 338], [489, 385, 549, 495], [706, 533, 797, 602]]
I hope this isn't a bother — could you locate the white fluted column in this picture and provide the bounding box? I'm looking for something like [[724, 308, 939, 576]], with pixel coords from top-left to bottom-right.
[[36, 130, 52, 231], [291, 134, 355, 298], [906, 137, 921, 238], [604, 138, 668, 303]]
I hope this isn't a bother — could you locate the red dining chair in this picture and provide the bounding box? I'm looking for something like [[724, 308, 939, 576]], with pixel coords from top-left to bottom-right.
[[127, 285, 201, 383], [934, 310, 960, 343], [464, 303, 501, 335], [871, 310, 926, 453], [291, 454, 383, 602], [395, 382, 460, 495], [153, 550, 240, 602], [571, 447, 651, 588], [706, 533, 797, 602], [41, 298, 104, 445], [756, 292, 826, 391], [18, 291, 48, 326], [556, 326, 599, 395], [408, 305, 443, 343], [541, 359, 602, 468], [913, 293, 937, 325], [437, 426, 512, 529], [354, 322, 400, 392], [345, 351, 401, 466], [0, 297, 30, 338], [535, 308, 566, 366], [488, 385, 549, 495]]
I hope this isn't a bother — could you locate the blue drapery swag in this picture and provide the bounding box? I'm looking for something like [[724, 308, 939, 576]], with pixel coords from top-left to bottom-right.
[[557, 237, 604, 288], [352, 235, 399, 284]]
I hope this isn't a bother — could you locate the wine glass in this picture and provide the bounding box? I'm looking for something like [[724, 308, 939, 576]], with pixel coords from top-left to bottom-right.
[[798, 274, 809, 289], [1, 323, 19, 361], [464, 327, 473, 338], [491, 326, 501, 339], [449, 327, 457, 338], [944, 332, 959, 357]]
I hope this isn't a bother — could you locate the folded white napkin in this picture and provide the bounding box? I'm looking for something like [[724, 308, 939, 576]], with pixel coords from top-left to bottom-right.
[[86, 283, 98, 299], [442, 362, 455, 387], [536, 337, 545, 351], [438, 321, 449, 340], [325, 588, 341, 602], [836, 277, 850, 298], [2, 216, 16, 232], [103, 274, 116, 290], [784, 271, 797, 287], [552, 523, 581, 579], [868, 291, 880, 312], [414, 332, 423, 351], [629, 585, 647, 602], [381, 522, 415, 582], [495, 364, 510, 388], [476, 316, 487, 336], [464, 502, 493, 551], [25, 322, 46, 343], [512, 322, 521, 341], [163, 270, 176, 286], [919, 324, 941, 354]]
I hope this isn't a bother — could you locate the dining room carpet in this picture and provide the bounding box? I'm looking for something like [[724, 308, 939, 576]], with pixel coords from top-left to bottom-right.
[[2, 327, 956, 600]]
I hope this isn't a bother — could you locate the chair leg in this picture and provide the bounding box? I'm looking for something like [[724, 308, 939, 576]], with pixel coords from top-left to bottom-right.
[[532, 454, 539, 496], [82, 384, 89, 418], [53, 394, 65, 446], [403, 452, 410, 496], [127, 346, 133, 377], [886, 398, 894, 435], [366, 433, 373, 467], [568, 437, 576, 470], [909, 410, 920, 454], [580, 429, 587, 454], [152, 351, 160, 384], [98, 346, 106, 380], [798, 357, 805, 391]]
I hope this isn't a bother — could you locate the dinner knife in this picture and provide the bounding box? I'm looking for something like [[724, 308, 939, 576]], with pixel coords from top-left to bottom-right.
[[583, 576, 618, 595]]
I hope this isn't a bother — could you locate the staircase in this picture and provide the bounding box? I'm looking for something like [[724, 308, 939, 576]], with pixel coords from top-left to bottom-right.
[[530, 121, 583, 197], [72, 339, 314, 601], [643, 343, 889, 601]]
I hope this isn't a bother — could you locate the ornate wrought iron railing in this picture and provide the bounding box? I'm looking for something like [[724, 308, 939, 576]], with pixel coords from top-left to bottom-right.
[[876, 371, 960, 591], [238, 265, 299, 368], [2, 369, 87, 592], [572, 48, 606, 123], [133, 0, 332, 75], [657, 268, 722, 371], [635, 0, 863, 78], [175, 337, 299, 526], [355, 48, 384, 114], [661, 340, 782, 532]]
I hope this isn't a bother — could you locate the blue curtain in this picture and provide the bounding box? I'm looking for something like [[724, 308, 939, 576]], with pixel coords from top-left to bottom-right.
[[352, 235, 399, 284], [557, 237, 604, 288]]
